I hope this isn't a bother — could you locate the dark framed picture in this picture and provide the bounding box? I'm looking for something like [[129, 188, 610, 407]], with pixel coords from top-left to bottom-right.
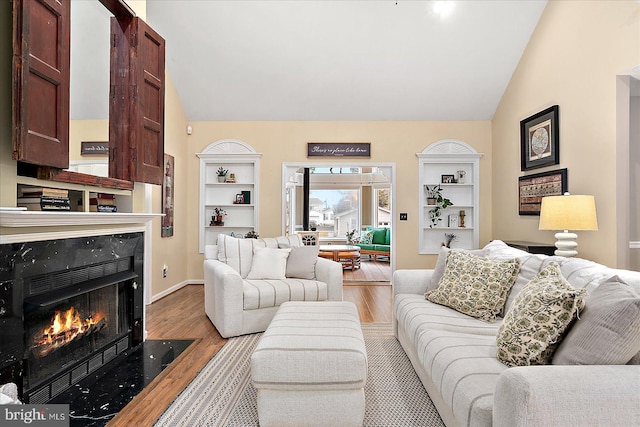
[[520, 105, 559, 171], [518, 168, 568, 215], [235, 194, 244, 204], [441, 174, 455, 184]]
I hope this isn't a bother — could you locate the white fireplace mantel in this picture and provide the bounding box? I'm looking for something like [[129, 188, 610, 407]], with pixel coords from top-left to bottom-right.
[[0, 208, 164, 322], [0, 208, 161, 228]]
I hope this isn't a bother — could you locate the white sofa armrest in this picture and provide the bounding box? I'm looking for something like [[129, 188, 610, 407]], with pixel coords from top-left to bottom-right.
[[203, 259, 244, 338], [494, 365, 640, 427], [315, 257, 343, 301], [392, 269, 434, 297]]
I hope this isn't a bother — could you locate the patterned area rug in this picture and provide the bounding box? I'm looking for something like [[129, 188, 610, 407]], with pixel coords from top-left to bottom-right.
[[155, 323, 445, 426]]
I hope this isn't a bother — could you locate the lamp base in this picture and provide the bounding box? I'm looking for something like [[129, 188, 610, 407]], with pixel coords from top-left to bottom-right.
[[554, 231, 578, 257]]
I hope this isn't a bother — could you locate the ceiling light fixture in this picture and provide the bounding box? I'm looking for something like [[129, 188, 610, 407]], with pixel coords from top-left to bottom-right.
[[432, 1, 455, 18]]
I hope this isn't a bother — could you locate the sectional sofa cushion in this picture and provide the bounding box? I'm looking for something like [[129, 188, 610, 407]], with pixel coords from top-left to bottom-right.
[[425, 250, 520, 322], [246, 247, 291, 280], [553, 275, 640, 365], [372, 228, 387, 245], [394, 294, 506, 426], [285, 245, 319, 280], [496, 263, 587, 367]]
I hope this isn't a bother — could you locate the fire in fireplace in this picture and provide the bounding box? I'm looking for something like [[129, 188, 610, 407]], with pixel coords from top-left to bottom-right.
[[32, 306, 106, 358]]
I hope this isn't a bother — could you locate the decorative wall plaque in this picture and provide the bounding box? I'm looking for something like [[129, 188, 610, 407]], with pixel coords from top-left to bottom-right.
[[307, 143, 370, 157]]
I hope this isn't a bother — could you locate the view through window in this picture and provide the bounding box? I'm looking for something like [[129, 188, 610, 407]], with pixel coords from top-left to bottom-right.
[[309, 189, 359, 239]]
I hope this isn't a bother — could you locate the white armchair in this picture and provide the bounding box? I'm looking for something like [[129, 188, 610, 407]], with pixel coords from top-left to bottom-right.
[[204, 235, 343, 338]]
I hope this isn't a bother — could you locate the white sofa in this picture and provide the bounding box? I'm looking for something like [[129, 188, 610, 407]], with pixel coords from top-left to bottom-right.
[[204, 234, 343, 338], [393, 240, 640, 427]]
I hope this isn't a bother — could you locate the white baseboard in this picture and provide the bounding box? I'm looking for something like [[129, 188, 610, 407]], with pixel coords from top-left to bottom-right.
[[149, 279, 203, 304]]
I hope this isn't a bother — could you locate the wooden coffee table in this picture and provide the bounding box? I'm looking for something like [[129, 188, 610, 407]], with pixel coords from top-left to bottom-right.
[[319, 245, 360, 262]]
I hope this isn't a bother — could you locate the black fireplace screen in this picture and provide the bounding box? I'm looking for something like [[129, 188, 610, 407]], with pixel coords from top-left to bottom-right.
[[23, 281, 131, 392]]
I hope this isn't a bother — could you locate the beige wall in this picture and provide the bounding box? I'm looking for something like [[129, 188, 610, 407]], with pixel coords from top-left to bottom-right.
[[0, 1, 15, 208], [149, 73, 190, 298], [492, 0, 640, 266], [185, 121, 492, 280]]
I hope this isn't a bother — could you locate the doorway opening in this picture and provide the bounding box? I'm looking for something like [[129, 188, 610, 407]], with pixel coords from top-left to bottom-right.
[[282, 163, 395, 282]]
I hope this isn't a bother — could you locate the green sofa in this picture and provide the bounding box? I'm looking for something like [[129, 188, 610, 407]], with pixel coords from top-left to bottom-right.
[[355, 227, 390, 261]]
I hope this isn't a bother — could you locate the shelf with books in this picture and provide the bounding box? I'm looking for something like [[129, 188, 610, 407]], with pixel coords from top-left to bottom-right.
[[16, 179, 133, 214]]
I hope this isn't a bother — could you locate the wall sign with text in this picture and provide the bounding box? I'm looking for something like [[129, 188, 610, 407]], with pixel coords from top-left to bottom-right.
[[307, 143, 371, 157], [81, 141, 109, 155]]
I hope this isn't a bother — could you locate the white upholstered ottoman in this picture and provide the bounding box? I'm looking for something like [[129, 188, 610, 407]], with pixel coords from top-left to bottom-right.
[[250, 301, 367, 427]]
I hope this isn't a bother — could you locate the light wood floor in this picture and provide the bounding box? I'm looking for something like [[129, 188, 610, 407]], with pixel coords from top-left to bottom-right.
[[343, 258, 391, 282], [108, 282, 392, 426]]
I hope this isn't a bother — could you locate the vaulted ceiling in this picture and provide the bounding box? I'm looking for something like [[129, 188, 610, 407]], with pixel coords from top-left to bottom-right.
[[72, 1, 548, 122], [146, 0, 547, 121]]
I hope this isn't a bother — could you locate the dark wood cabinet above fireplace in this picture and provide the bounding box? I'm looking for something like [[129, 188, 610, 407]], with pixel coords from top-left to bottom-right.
[[12, 0, 166, 187]]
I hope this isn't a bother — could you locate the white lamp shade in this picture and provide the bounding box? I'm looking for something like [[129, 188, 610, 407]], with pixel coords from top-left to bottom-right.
[[539, 194, 598, 231]]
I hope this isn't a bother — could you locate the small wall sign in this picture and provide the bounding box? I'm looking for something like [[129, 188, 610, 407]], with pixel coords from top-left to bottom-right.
[[81, 141, 109, 155], [307, 142, 371, 158]]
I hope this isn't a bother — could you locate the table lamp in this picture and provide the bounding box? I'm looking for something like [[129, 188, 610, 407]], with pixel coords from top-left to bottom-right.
[[538, 193, 598, 257]]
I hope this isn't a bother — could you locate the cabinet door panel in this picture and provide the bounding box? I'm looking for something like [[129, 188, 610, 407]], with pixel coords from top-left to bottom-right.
[[13, 0, 70, 168], [109, 17, 165, 185]]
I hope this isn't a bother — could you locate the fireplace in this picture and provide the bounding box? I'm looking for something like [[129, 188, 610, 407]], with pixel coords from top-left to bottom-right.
[[0, 232, 144, 403]]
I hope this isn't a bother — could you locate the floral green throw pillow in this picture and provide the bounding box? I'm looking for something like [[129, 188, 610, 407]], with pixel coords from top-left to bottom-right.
[[496, 262, 587, 367], [360, 230, 374, 245], [424, 250, 521, 322]]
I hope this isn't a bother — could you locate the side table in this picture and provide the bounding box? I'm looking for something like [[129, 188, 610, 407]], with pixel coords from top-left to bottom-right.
[[504, 240, 556, 256]]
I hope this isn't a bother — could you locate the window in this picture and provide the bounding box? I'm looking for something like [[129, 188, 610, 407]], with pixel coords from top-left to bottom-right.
[[376, 188, 391, 227], [309, 189, 360, 238]]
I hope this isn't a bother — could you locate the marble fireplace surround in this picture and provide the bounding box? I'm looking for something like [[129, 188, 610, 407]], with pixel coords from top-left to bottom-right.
[[0, 209, 162, 402], [0, 208, 161, 307]]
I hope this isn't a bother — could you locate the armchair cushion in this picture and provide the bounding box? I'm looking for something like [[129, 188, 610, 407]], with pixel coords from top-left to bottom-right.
[[286, 245, 319, 280], [247, 247, 291, 280], [243, 278, 328, 310], [217, 234, 260, 278]]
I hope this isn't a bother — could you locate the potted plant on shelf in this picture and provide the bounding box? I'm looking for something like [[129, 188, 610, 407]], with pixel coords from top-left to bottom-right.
[[211, 207, 227, 226], [427, 186, 453, 228], [216, 167, 228, 183], [424, 185, 441, 205]]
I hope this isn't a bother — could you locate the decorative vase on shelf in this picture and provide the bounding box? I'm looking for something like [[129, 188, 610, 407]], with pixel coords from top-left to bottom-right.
[[217, 176, 226, 183]]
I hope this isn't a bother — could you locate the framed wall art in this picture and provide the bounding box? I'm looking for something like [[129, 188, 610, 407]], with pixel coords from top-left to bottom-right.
[[162, 153, 175, 237], [520, 105, 559, 171], [518, 168, 567, 215]]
